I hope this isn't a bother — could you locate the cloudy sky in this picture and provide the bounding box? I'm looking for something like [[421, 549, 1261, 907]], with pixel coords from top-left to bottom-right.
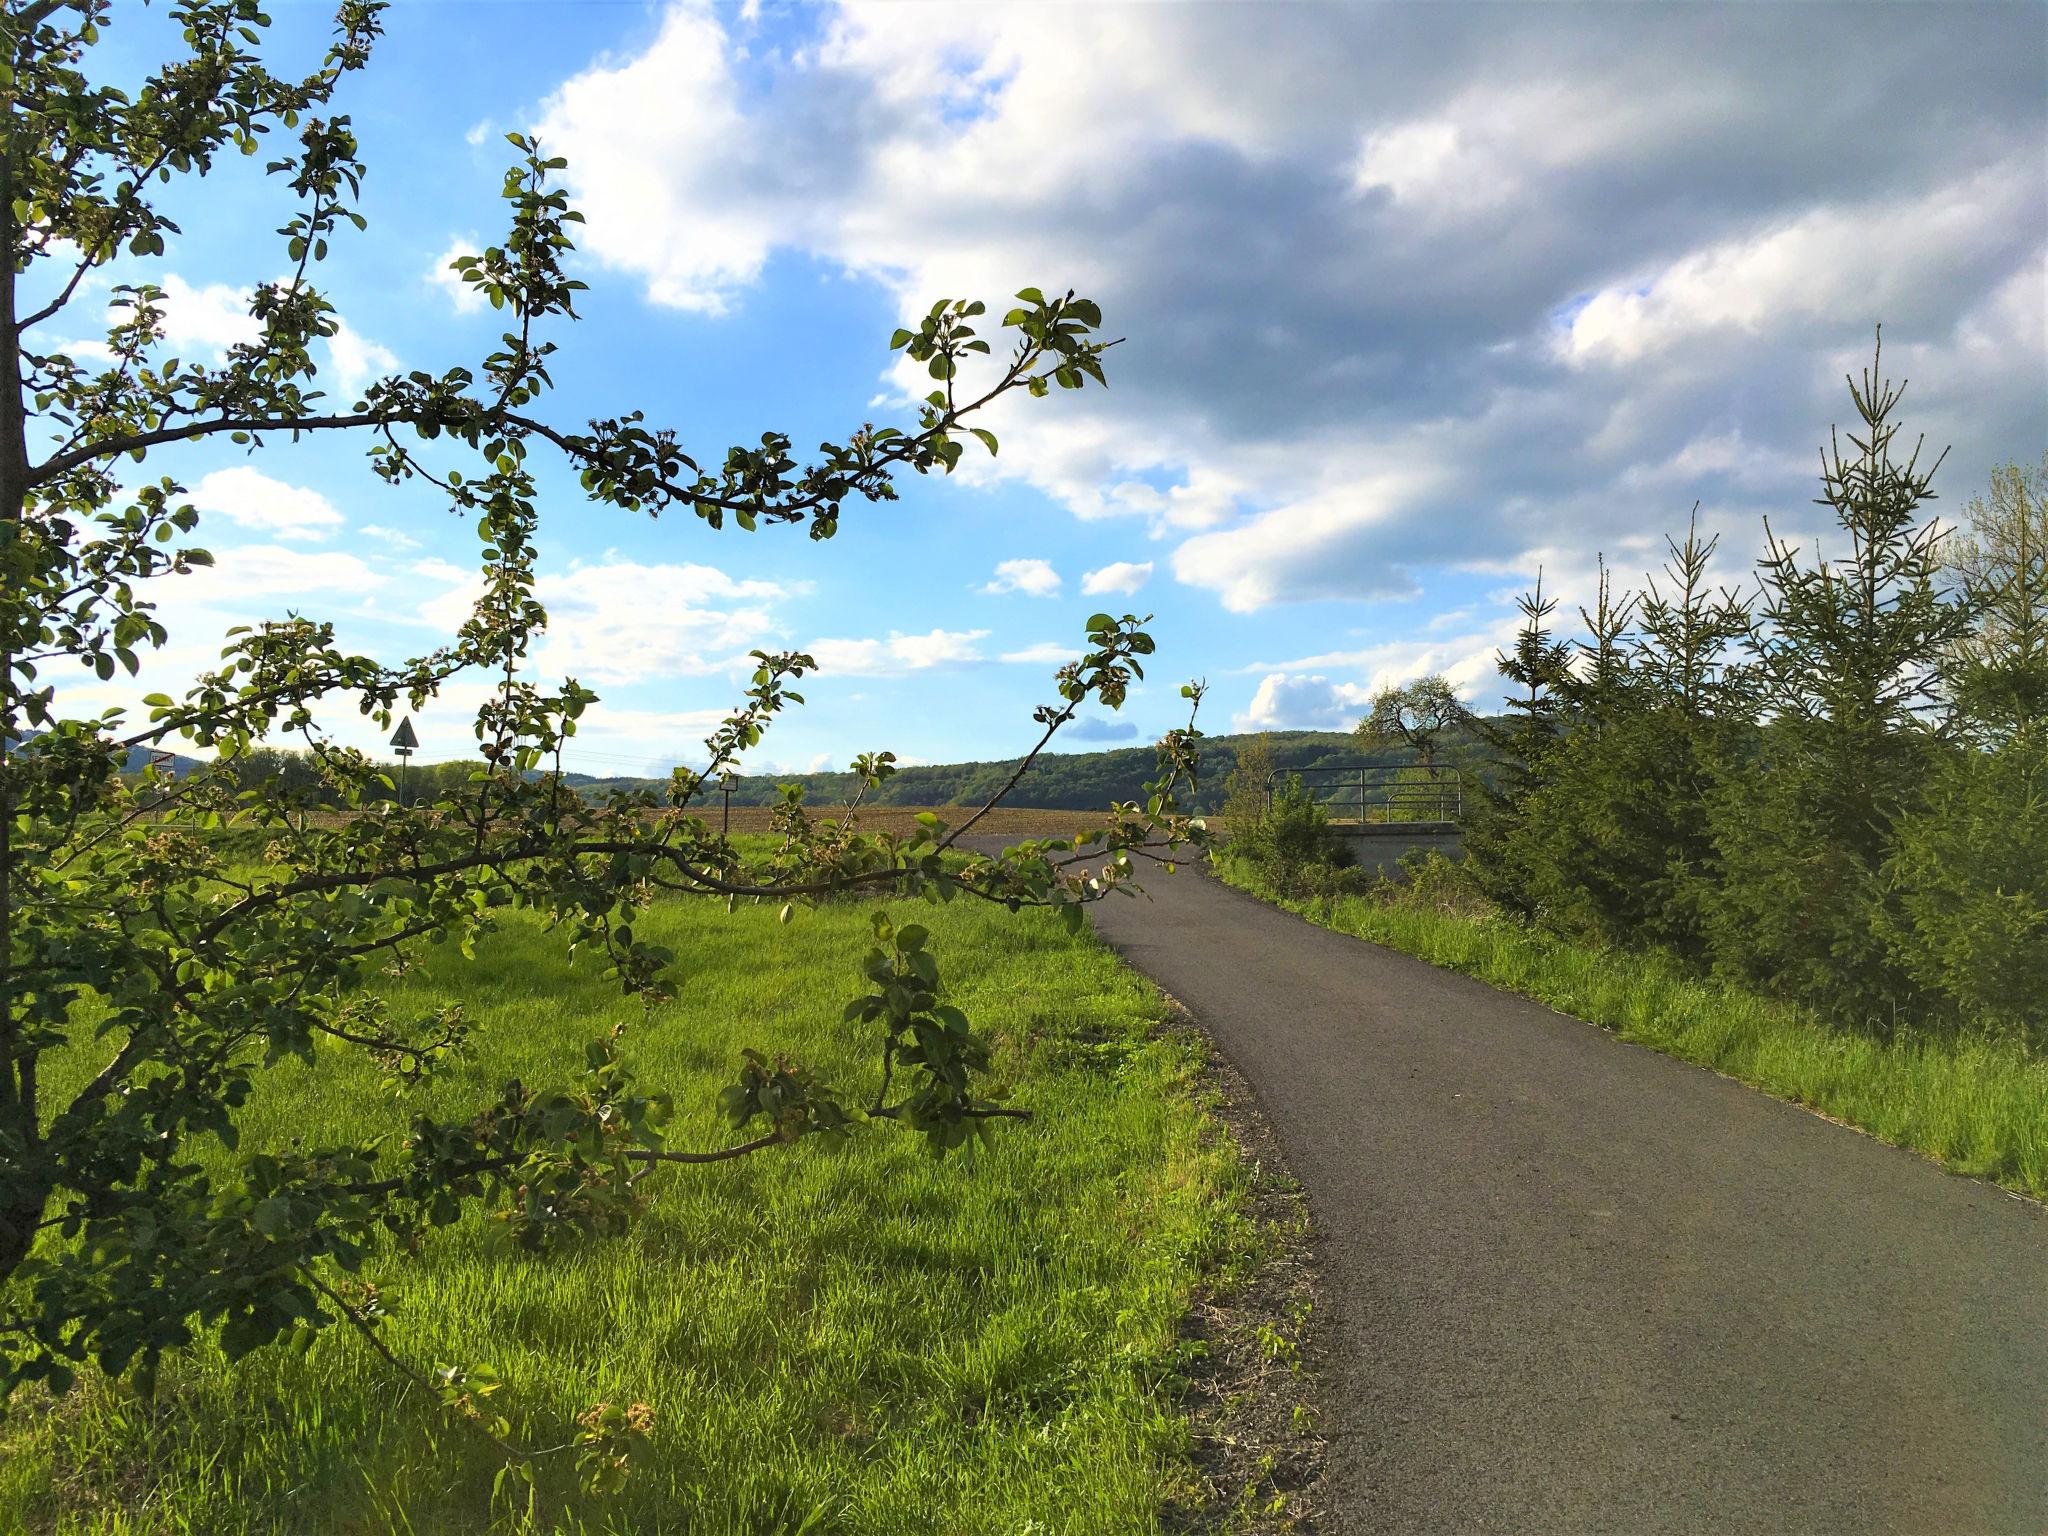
[[54, 0, 2047, 776]]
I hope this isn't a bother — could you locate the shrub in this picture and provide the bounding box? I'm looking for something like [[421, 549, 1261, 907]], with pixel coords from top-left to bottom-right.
[[1257, 775, 1353, 873], [1390, 848, 1492, 920], [1219, 732, 1276, 853]]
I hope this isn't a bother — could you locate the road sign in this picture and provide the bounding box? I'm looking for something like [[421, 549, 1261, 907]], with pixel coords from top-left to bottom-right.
[[389, 716, 419, 808]]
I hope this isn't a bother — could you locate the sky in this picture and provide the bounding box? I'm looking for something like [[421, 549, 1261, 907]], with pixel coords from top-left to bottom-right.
[[47, 0, 2048, 779]]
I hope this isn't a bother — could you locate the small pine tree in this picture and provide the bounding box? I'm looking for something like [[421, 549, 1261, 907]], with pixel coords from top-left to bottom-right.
[[1634, 510, 1755, 723], [1465, 572, 1574, 915]]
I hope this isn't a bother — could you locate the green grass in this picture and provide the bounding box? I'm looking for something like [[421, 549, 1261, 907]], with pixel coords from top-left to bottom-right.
[[1215, 855, 2048, 1201], [2, 894, 1258, 1535]]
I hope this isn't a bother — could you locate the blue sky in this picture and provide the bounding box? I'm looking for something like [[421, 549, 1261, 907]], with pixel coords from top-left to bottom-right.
[[55, 0, 2048, 778]]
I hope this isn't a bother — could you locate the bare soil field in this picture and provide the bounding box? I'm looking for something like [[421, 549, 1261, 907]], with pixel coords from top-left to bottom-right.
[[712, 804, 1116, 838]]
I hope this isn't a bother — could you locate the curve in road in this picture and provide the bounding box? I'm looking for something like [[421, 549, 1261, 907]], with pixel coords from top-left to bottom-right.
[[1084, 860, 2047, 1535]]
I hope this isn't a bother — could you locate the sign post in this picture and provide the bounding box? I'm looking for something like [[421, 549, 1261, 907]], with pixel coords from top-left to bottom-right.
[[389, 715, 418, 807]]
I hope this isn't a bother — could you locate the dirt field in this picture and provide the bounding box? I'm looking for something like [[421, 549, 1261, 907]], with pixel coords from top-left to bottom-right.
[[711, 804, 1118, 838]]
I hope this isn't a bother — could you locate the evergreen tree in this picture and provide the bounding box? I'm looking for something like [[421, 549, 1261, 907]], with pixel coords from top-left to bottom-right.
[[1508, 530, 1755, 955], [1464, 573, 1572, 915], [1707, 334, 1972, 1026], [1886, 455, 2048, 1045]]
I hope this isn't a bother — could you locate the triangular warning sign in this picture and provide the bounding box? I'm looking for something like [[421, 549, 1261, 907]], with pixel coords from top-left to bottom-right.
[[389, 716, 419, 751]]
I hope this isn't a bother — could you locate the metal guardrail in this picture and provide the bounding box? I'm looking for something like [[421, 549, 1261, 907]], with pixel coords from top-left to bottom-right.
[[1265, 761, 1463, 827]]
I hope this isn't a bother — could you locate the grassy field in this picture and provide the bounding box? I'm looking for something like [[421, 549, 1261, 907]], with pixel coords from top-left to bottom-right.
[[1215, 855, 2048, 1202], [3, 892, 1260, 1535]]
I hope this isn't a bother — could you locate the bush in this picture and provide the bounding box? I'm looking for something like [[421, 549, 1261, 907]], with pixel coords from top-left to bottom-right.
[[1219, 732, 1276, 852], [1229, 773, 1351, 876], [1217, 763, 1361, 909], [1391, 848, 1493, 920]]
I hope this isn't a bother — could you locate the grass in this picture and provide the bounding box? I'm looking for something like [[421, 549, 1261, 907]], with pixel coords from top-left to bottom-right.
[[2, 891, 1260, 1535], [1214, 853, 2048, 1201]]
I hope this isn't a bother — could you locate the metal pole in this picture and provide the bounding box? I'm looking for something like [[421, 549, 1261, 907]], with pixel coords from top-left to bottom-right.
[[723, 776, 731, 836]]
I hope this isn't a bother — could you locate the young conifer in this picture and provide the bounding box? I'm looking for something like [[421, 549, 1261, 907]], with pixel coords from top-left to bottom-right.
[[1708, 333, 1970, 1025]]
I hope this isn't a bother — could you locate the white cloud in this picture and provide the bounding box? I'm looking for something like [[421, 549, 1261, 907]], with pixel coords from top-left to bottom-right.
[[47, 335, 118, 366], [531, 2, 781, 314], [980, 557, 1061, 597], [1559, 162, 2036, 369], [156, 274, 261, 357], [323, 319, 399, 399], [465, 119, 493, 147], [190, 467, 346, 543], [193, 542, 383, 598], [99, 273, 396, 398], [1351, 81, 1729, 219], [554, 701, 734, 777], [1080, 560, 1153, 596], [412, 556, 471, 586], [1235, 673, 1372, 732], [360, 523, 422, 551], [1170, 461, 1444, 613], [806, 628, 988, 675], [418, 557, 792, 683], [1227, 618, 1521, 731], [429, 238, 487, 315], [1000, 641, 1076, 665], [1353, 120, 1469, 206]]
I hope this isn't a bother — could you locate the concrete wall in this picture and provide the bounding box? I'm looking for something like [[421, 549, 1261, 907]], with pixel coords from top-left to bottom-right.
[[1330, 826, 1465, 879]]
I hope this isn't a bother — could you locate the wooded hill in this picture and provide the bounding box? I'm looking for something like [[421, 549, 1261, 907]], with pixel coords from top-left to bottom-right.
[[572, 728, 1473, 813], [123, 728, 1496, 814]]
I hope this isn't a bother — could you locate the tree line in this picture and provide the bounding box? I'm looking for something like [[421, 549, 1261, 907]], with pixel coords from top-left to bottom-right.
[[197, 731, 1398, 815], [1455, 345, 2042, 1050]]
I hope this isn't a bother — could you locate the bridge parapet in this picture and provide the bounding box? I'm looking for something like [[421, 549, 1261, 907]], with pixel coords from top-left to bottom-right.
[[1265, 760, 1464, 829]]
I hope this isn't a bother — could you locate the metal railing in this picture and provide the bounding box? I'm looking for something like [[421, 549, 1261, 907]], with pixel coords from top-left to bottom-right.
[[1265, 761, 1463, 827]]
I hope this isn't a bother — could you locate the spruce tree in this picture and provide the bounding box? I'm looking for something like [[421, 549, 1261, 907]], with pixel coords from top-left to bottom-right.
[[1465, 573, 1572, 915], [1708, 334, 1971, 1026]]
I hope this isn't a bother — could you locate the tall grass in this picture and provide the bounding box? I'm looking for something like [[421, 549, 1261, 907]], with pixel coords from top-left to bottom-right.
[[3, 895, 1258, 1535], [1216, 855, 2048, 1200]]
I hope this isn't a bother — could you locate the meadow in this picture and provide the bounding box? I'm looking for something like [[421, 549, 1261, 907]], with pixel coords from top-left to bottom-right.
[[2, 890, 1260, 1535]]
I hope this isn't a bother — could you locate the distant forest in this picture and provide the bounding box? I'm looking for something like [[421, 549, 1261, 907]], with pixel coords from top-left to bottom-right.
[[124, 728, 1484, 815], [561, 727, 1480, 813]]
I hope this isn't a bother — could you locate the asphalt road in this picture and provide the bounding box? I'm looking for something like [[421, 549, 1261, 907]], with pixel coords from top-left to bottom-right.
[[1085, 860, 2048, 1534]]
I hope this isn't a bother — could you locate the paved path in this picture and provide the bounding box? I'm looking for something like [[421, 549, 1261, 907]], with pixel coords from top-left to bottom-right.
[[1087, 862, 2048, 1534]]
